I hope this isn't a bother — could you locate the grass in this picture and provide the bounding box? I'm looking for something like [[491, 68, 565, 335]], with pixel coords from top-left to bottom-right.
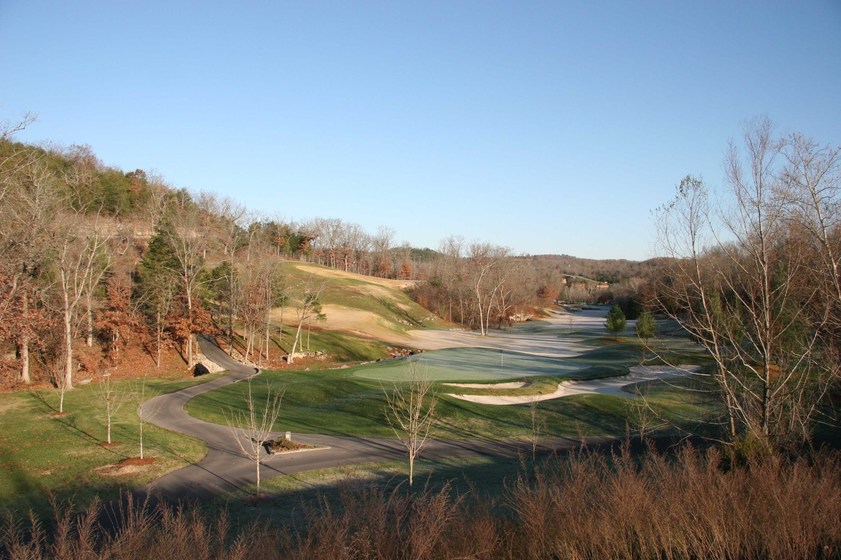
[[282, 262, 448, 334], [0, 373, 218, 517], [280, 325, 393, 362], [187, 346, 718, 443], [189, 316, 715, 443], [209, 454, 525, 529]]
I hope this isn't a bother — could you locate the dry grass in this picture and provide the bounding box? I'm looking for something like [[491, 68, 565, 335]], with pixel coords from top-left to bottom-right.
[[3, 445, 840, 559]]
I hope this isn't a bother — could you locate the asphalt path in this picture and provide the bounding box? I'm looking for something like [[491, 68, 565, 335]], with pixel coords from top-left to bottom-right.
[[140, 335, 553, 502]]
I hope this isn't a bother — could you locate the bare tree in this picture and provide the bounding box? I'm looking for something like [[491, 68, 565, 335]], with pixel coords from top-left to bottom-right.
[[0, 112, 36, 142], [164, 192, 213, 368], [528, 395, 545, 463], [98, 372, 126, 445], [468, 243, 510, 335], [654, 119, 836, 451], [53, 212, 112, 390], [383, 363, 438, 487], [288, 276, 326, 364], [137, 372, 149, 459], [780, 133, 841, 331], [226, 379, 283, 496], [0, 152, 58, 384], [211, 195, 248, 346], [371, 226, 394, 278]]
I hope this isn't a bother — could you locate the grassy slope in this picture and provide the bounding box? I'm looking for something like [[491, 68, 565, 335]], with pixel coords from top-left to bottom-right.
[[0, 374, 216, 516], [283, 262, 450, 333]]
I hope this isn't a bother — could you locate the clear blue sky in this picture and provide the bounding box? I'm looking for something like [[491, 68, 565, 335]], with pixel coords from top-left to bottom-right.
[[1, 1, 839, 260]]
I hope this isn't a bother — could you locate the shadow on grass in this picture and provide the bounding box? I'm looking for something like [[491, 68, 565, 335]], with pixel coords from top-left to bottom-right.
[[204, 434, 703, 530]]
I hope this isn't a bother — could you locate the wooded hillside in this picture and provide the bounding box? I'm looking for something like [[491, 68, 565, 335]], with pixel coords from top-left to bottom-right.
[[1, 122, 651, 389]]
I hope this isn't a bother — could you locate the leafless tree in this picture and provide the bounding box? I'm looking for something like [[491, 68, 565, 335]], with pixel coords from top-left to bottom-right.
[[226, 379, 283, 497], [98, 372, 127, 445], [371, 226, 394, 278], [288, 276, 326, 364], [53, 212, 112, 390], [164, 191, 213, 367], [528, 395, 545, 463], [0, 152, 58, 383], [383, 363, 438, 486], [468, 243, 511, 335], [0, 112, 35, 142], [654, 118, 837, 451]]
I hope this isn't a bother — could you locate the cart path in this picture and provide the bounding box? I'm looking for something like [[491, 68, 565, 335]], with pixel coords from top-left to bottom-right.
[[140, 335, 569, 502]]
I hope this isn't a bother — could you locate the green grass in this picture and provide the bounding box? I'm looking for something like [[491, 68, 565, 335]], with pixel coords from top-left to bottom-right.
[[0, 374, 217, 517], [352, 337, 707, 384], [280, 325, 393, 362], [209, 454, 526, 529], [188, 351, 717, 443]]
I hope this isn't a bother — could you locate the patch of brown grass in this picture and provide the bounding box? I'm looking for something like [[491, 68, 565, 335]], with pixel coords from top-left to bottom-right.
[[4, 445, 841, 559]]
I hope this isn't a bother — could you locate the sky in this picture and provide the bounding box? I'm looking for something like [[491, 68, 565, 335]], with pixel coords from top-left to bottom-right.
[[1, 1, 839, 260]]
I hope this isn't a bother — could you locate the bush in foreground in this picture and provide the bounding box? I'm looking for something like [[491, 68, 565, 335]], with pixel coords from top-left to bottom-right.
[[3, 445, 840, 559]]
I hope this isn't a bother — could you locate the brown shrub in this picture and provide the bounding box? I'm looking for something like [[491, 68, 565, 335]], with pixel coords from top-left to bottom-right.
[[3, 445, 841, 559]]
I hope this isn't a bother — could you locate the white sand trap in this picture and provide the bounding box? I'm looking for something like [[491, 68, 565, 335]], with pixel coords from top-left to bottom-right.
[[444, 381, 528, 389], [447, 365, 702, 405]]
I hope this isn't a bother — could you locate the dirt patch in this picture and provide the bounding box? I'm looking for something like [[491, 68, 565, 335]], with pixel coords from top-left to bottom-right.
[[95, 457, 157, 477]]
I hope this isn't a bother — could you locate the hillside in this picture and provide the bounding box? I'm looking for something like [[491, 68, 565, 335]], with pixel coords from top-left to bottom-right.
[[285, 262, 448, 340]]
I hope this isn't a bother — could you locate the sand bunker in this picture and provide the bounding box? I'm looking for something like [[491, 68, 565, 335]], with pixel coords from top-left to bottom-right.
[[447, 365, 701, 405], [444, 381, 529, 389]]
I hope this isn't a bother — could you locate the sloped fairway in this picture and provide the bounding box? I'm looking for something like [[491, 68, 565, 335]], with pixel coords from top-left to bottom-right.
[[276, 262, 450, 345]]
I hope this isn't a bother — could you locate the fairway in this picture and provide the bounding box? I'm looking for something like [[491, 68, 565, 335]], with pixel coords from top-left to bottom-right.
[[353, 347, 585, 382]]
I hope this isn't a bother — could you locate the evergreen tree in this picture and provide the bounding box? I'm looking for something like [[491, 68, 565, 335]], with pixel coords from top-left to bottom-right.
[[138, 223, 179, 367], [605, 304, 627, 340], [635, 310, 656, 342]]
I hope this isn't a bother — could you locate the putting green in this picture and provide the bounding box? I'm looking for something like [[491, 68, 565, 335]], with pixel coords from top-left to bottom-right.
[[352, 347, 585, 382]]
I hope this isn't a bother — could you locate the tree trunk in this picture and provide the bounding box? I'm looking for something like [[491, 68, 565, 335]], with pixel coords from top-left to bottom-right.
[[186, 287, 194, 367], [19, 294, 30, 384], [156, 310, 162, 368], [256, 446, 262, 496], [63, 288, 74, 390], [409, 448, 415, 487], [85, 291, 94, 347]]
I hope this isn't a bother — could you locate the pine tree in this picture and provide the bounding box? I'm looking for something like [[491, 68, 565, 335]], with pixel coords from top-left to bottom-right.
[[138, 223, 179, 367], [635, 310, 656, 342], [605, 304, 627, 341]]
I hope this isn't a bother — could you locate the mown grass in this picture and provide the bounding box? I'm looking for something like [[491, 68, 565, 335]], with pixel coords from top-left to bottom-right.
[[0, 374, 216, 517], [187, 351, 718, 443], [210, 454, 524, 530], [189, 317, 715, 443]]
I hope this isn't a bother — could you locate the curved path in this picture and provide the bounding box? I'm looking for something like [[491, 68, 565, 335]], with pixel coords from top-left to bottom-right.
[[140, 336, 551, 502]]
